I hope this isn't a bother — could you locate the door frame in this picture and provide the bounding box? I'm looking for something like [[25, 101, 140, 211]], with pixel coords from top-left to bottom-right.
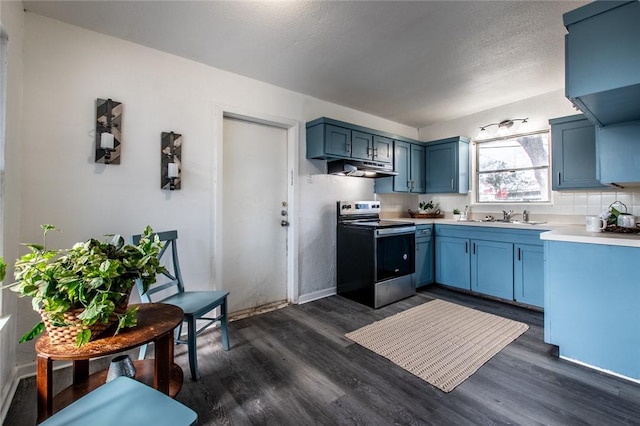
[[213, 105, 299, 304]]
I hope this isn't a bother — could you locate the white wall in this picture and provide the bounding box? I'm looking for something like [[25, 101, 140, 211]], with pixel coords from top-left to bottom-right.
[[413, 90, 640, 221], [13, 13, 420, 369], [0, 0, 24, 420]]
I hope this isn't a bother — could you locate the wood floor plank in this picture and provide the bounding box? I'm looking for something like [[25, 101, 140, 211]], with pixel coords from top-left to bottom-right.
[[5, 285, 640, 426]]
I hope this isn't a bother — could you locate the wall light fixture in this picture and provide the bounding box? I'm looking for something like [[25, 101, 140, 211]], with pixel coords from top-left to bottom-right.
[[95, 98, 122, 164], [161, 131, 182, 190], [475, 118, 529, 140]]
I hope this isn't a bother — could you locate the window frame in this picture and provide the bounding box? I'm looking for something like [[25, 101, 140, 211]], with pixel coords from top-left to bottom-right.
[[474, 129, 551, 205]]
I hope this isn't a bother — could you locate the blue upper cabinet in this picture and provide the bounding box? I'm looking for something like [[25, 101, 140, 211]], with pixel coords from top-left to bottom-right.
[[324, 124, 352, 158], [550, 114, 607, 190], [392, 141, 411, 192], [350, 130, 373, 160], [307, 117, 422, 164], [564, 1, 640, 126], [597, 120, 640, 187], [376, 140, 426, 193], [424, 136, 470, 194], [373, 135, 393, 163], [410, 143, 426, 193]]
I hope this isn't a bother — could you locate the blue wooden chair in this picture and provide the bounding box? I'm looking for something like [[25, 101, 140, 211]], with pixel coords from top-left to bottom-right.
[[132, 230, 230, 381], [40, 376, 198, 426]]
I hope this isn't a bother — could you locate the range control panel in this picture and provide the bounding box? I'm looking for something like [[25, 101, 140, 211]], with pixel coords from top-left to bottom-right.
[[338, 201, 381, 216]]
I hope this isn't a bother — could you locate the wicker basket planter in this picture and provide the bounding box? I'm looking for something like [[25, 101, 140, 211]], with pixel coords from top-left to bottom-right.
[[408, 209, 444, 219], [40, 297, 130, 346]]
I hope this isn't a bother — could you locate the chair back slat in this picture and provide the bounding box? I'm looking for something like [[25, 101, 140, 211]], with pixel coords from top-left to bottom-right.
[[131, 230, 185, 302]]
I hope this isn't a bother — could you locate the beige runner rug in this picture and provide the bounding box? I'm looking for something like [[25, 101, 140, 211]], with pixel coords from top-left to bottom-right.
[[345, 299, 529, 392]]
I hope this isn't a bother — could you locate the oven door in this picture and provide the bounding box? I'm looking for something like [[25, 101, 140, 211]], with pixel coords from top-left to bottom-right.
[[375, 227, 415, 282]]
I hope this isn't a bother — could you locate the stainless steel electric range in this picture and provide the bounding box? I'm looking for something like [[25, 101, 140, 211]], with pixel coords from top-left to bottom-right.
[[336, 201, 416, 308]]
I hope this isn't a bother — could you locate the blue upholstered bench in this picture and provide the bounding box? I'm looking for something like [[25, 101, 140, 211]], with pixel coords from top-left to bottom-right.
[[39, 376, 197, 426]]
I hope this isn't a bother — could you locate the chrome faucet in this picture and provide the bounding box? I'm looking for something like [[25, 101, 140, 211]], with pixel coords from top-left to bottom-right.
[[461, 205, 469, 220], [502, 210, 513, 221], [523, 209, 529, 223]]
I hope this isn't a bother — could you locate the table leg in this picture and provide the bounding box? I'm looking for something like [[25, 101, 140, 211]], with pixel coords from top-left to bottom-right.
[[72, 359, 90, 384], [36, 354, 53, 423], [154, 330, 172, 394]]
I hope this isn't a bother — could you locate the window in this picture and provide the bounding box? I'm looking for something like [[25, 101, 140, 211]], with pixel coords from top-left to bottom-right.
[[476, 131, 550, 203]]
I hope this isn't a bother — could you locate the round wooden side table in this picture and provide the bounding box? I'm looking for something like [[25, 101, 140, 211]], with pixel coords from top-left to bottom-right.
[[35, 303, 184, 423]]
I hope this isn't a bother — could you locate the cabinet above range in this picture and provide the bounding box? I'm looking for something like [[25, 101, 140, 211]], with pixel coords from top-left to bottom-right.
[[306, 117, 424, 165]]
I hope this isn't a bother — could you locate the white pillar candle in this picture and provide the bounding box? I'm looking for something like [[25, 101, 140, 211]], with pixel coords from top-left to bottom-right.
[[168, 162, 179, 178], [100, 132, 115, 150]]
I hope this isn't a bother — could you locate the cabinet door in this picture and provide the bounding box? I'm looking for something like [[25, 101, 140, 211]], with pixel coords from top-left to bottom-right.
[[410, 144, 426, 193], [514, 244, 544, 308], [373, 135, 393, 164], [351, 130, 373, 160], [425, 142, 455, 193], [435, 236, 470, 290], [551, 116, 606, 190], [565, 1, 640, 126], [415, 235, 434, 288], [325, 125, 352, 157], [393, 141, 411, 192], [471, 240, 514, 300], [597, 120, 640, 185]]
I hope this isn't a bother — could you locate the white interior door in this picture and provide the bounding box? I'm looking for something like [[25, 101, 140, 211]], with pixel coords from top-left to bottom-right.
[[222, 117, 289, 312]]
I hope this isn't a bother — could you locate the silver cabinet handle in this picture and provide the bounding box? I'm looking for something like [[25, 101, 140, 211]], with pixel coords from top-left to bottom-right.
[[451, 178, 454, 189]]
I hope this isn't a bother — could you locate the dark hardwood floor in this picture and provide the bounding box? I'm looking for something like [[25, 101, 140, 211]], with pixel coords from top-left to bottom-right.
[[5, 286, 640, 425]]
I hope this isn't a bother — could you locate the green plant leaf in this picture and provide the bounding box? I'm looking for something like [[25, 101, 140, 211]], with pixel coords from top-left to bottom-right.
[[115, 306, 139, 335], [76, 329, 91, 347], [19, 322, 45, 343]]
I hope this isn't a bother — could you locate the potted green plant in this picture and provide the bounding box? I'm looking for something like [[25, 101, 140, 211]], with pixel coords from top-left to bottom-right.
[[418, 200, 435, 213], [5, 225, 165, 347], [453, 208, 461, 220]]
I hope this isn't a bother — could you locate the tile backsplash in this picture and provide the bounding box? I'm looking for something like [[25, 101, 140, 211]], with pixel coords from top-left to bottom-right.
[[378, 189, 640, 223]]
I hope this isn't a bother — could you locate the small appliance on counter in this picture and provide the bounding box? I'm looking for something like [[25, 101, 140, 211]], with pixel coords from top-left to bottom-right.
[[336, 201, 416, 308], [604, 201, 639, 233]]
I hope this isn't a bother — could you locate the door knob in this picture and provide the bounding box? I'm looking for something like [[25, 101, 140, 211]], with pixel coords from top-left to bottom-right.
[[281, 220, 290, 227]]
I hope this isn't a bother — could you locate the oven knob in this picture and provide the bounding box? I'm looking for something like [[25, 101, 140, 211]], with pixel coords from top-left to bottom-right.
[[403, 254, 408, 260]]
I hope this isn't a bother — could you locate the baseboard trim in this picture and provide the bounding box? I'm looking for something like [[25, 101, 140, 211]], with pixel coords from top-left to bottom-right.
[[560, 355, 640, 384], [297, 288, 336, 304]]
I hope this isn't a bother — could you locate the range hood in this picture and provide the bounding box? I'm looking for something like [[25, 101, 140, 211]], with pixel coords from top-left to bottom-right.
[[327, 159, 398, 178]]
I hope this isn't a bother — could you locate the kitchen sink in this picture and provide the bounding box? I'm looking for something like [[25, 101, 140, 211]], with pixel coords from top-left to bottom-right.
[[456, 218, 547, 225], [507, 220, 547, 225]]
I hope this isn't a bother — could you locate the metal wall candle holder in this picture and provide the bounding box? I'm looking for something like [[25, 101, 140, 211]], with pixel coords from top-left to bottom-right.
[[95, 98, 123, 164], [161, 132, 182, 190]]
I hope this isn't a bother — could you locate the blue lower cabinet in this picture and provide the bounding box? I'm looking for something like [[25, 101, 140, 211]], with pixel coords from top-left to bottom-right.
[[415, 225, 434, 288], [545, 240, 640, 380], [471, 240, 514, 300], [435, 225, 544, 307], [514, 244, 544, 308], [435, 236, 470, 290]]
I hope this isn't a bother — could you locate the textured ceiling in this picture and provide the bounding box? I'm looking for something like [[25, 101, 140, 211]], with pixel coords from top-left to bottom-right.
[[23, 0, 588, 129]]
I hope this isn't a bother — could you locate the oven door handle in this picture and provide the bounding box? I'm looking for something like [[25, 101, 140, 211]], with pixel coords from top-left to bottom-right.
[[375, 226, 417, 237]]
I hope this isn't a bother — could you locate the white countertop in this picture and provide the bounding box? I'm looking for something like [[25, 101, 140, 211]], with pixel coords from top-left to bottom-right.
[[405, 218, 559, 230], [386, 218, 640, 247], [539, 225, 640, 248]]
